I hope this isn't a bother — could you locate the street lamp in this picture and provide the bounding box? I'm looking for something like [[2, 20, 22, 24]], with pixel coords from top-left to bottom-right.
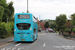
[[27, 0, 28, 13]]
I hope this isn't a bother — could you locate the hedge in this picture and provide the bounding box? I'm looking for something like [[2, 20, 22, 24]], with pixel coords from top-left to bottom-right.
[[0, 22, 14, 39]]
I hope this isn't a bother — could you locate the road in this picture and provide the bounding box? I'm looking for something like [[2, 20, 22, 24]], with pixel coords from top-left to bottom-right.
[[0, 31, 75, 50]]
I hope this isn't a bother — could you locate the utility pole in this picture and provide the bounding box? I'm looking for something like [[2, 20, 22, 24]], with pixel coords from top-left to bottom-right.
[[27, 0, 28, 13], [39, 15, 40, 21]]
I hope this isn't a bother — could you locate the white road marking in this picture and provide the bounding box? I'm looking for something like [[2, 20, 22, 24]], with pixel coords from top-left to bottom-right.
[[43, 43, 45, 47], [7, 48, 11, 50], [12, 48, 16, 50], [18, 48, 21, 50], [15, 43, 21, 46]]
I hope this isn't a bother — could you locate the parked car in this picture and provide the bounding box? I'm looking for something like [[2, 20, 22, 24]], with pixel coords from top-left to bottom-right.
[[38, 28, 42, 32], [39, 29, 41, 32], [48, 28, 55, 33], [44, 28, 46, 30]]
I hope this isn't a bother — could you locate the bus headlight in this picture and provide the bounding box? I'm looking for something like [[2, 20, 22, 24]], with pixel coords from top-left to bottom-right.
[[14, 29, 16, 31]]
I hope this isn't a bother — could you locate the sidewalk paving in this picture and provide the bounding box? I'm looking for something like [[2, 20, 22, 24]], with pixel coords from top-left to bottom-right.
[[57, 34, 75, 40], [0, 37, 13, 45]]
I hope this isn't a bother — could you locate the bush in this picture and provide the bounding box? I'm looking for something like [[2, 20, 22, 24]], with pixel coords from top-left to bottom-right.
[[64, 28, 71, 32], [72, 28, 75, 33], [0, 22, 14, 39], [5, 21, 14, 35], [0, 22, 7, 39]]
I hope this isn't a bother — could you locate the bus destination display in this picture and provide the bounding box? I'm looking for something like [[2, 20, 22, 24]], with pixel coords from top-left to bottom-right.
[[18, 15, 30, 19]]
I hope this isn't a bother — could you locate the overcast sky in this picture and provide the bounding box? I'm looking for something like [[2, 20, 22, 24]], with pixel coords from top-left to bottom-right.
[[6, 0, 75, 20]]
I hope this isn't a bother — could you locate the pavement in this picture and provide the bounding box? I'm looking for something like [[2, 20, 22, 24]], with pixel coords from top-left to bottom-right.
[[57, 33, 75, 40], [0, 37, 13, 46]]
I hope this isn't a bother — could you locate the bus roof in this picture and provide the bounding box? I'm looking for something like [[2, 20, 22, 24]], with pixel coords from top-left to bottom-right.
[[15, 13, 32, 15]]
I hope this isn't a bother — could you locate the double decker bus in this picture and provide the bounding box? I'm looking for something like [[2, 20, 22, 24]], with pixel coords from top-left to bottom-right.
[[14, 13, 38, 42]]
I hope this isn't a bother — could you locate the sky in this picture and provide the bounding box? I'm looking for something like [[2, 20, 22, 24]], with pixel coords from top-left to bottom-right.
[[6, 0, 75, 20]]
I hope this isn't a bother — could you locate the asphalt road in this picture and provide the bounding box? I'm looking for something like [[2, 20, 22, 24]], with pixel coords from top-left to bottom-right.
[[0, 31, 75, 50]]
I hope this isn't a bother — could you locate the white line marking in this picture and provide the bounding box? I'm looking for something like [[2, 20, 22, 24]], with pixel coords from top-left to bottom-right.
[[12, 48, 16, 50], [15, 43, 21, 46], [1, 48, 5, 50], [7, 48, 11, 50], [43, 43, 45, 47]]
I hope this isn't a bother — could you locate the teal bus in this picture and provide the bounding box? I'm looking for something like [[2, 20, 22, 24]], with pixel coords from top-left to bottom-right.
[[14, 13, 38, 42]]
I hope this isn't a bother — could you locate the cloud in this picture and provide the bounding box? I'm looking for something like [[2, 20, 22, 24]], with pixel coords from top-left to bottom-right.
[[6, 0, 75, 20]]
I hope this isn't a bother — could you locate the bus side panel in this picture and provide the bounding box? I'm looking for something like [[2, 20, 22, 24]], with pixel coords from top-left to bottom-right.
[[33, 22, 38, 40]]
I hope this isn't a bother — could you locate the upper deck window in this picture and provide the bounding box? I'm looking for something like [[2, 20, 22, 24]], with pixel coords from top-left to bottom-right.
[[18, 15, 30, 19], [16, 23, 31, 30]]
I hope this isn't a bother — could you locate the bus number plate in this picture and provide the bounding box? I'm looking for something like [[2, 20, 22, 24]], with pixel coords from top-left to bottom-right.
[[21, 39, 25, 41]]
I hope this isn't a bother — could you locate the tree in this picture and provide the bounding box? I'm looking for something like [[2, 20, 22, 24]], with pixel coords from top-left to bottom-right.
[[0, 6, 4, 22], [8, 1, 14, 21], [0, 0, 14, 22], [71, 13, 75, 26], [44, 22, 49, 28], [56, 14, 67, 30], [49, 23, 56, 29]]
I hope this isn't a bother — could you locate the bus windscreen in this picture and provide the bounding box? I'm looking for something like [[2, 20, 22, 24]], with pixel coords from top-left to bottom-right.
[[16, 23, 31, 30], [18, 15, 30, 19]]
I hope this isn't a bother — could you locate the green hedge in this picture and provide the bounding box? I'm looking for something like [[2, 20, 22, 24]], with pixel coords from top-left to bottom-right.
[[0, 22, 14, 39], [0, 22, 7, 39], [5, 21, 14, 35]]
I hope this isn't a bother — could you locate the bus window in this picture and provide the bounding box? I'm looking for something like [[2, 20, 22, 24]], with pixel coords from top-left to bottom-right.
[[18, 15, 30, 19], [16, 23, 31, 30], [34, 28, 36, 33]]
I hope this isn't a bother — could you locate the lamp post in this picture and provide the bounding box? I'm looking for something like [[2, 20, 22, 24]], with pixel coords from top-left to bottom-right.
[[39, 15, 40, 21], [27, 0, 28, 13]]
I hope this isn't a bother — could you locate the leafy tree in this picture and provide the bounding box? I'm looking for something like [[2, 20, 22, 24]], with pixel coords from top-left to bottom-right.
[[0, 0, 7, 7], [49, 23, 56, 29], [56, 14, 67, 30], [0, 6, 4, 22], [72, 28, 75, 33], [0, 0, 14, 22], [0, 0, 7, 22], [71, 13, 75, 26], [8, 1, 14, 21], [44, 22, 49, 28]]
